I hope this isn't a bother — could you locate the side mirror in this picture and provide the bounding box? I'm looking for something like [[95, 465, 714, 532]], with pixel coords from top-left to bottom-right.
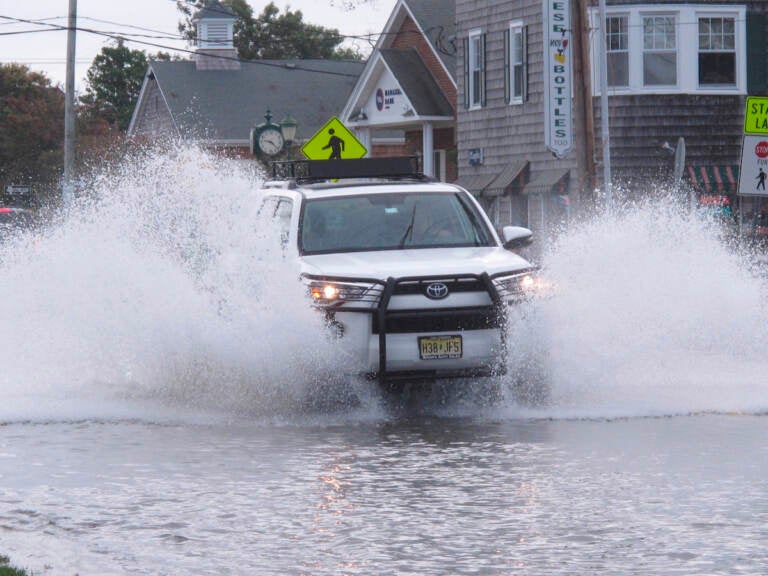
[[501, 226, 533, 250]]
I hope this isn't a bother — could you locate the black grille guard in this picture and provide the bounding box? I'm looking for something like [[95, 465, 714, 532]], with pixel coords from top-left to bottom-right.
[[303, 272, 505, 385]]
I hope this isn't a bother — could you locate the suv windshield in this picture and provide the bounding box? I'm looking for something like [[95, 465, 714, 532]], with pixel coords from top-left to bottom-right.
[[300, 191, 494, 254]]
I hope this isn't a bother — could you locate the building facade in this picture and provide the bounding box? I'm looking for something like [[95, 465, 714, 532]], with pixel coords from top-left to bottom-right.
[[342, 0, 458, 181], [128, 1, 364, 159], [455, 0, 768, 235]]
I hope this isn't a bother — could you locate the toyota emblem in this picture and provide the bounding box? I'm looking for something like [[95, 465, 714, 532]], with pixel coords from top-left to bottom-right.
[[425, 282, 449, 299]]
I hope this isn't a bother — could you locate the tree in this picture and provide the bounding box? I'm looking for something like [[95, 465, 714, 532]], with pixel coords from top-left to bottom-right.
[[81, 41, 148, 131], [176, 1, 362, 60], [0, 63, 65, 201]]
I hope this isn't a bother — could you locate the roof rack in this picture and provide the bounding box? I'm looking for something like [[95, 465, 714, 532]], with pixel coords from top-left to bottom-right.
[[271, 157, 426, 182]]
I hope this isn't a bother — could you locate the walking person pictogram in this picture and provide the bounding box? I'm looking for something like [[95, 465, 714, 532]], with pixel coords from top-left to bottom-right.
[[322, 128, 345, 159], [757, 167, 767, 191]]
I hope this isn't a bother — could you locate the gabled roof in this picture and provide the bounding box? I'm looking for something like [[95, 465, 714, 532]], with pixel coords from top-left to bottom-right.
[[195, 0, 236, 20], [133, 59, 364, 143], [405, 0, 457, 82], [380, 49, 453, 117], [340, 0, 456, 126]]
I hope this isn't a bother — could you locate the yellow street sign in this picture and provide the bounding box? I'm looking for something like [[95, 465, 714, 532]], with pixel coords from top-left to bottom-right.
[[744, 96, 768, 134], [301, 116, 367, 160]]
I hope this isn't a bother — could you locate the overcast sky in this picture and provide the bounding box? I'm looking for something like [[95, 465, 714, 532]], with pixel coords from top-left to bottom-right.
[[0, 0, 394, 91]]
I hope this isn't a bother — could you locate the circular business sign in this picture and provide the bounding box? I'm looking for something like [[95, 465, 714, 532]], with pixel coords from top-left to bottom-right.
[[375, 88, 384, 112]]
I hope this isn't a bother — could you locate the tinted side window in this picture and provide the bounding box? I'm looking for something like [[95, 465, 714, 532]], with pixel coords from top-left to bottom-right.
[[275, 199, 293, 246], [257, 196, 293, 247]]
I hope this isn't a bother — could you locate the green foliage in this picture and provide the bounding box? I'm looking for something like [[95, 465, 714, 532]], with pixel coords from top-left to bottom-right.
[[0, 63, 65, 197], [176, 1, 362, 60], [0, 555, 29, 576], [81, 41, 148, 131]]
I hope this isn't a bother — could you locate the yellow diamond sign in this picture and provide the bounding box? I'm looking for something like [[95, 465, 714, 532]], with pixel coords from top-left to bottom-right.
[[301, 116, 367, 160]]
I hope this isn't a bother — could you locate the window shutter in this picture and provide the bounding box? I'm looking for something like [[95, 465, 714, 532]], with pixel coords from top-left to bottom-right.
[[504, 29, 511, 104], [747, 13, 768, 95], [480, 33, 487, 107], [463, 36, 470, 108], [522, 26, 529, 102]]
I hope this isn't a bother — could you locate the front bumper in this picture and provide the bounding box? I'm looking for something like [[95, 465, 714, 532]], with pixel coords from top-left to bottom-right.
[[309, 272, 511, 384]]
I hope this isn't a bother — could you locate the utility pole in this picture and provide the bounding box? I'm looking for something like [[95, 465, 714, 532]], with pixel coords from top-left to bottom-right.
[[63, 0, 77, 205], [597, 0, 612, 210], [575, 0, 596, 209]]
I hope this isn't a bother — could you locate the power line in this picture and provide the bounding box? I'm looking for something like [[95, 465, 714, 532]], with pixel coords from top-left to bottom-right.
[[78, 16, 183, 37], [0, 13, 362, 79], [0, 9, 437, 50], [0, 16, 65, 27], [0, 28, 62, 36]]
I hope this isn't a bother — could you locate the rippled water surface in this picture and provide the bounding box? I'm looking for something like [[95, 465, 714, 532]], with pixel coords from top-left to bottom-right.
[[1, 147, 767, 574], [1, 415, 766, 575]]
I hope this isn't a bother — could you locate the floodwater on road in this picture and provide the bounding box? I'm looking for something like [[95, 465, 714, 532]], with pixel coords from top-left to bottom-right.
[[1, 147, 767, 574], [1, 413, 766, 576]]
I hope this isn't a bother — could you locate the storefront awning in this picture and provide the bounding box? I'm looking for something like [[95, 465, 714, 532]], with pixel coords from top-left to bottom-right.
[[453, 173, 498, 195], [455, 161, 529, 197], [686, 165, 739, 194], [522, 168, 570, 195], [484, 160, 529, 197]]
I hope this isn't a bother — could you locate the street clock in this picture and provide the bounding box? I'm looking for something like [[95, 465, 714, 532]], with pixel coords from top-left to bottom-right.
[[256, 126, 284, 156], [250, 111, 286, 158]]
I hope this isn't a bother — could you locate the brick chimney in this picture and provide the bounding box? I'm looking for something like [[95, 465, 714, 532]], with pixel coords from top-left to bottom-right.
[[194, 0, 241, 70]]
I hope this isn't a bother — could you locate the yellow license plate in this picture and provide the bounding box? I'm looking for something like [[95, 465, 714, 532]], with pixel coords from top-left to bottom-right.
[[418, 335, 462, 360]]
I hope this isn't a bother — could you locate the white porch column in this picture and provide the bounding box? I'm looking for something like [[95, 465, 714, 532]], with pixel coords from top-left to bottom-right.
[[354, 127, 371, 157], [422, 122, 434, 177]]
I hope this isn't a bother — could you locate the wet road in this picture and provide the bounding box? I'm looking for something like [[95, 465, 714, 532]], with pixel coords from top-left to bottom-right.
[[1, 412, 766, 575]]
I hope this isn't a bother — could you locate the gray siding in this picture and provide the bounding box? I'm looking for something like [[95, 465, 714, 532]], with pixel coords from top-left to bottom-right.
[[130, 75, 177, 137], [457, 0, 768, 219], [589, 0, 768, 191], [457, 0, 587, 232], [595, 94, 744, 189]]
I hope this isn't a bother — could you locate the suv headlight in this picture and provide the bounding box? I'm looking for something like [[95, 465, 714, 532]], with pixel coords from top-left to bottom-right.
[[302, 277, 382, 308], [492, 269, 543, 302]]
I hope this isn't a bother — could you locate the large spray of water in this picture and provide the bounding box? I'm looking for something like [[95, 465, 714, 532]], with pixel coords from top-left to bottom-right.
[[0, 144, 349, 422], [1, 146, 766, 421], [507, 197, 768, 417]]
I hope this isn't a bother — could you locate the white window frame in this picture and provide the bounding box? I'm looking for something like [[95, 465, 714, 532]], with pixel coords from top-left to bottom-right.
[[590, 4, 746, 95], [606, 13, 630, 88], [697, 14, 738, 88], [642, 13, 678, 87], [468, 28, 484, 109], [509, 21, 526, 104]]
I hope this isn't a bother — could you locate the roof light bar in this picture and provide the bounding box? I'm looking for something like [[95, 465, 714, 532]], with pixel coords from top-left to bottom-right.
[[271, 157, 423, 181]]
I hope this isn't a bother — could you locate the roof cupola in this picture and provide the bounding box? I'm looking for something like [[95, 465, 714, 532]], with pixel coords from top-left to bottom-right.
[[193, 0, 240, 70]]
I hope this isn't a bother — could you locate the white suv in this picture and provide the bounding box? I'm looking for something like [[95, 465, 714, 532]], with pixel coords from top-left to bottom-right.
[[257, 158, 539, 387]]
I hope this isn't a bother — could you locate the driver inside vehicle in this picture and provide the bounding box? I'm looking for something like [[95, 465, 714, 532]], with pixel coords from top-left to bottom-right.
[[410, 201, 463, 245]]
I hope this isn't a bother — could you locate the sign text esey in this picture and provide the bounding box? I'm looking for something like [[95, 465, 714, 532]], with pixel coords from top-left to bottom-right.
[[543, 0, 573, 158]]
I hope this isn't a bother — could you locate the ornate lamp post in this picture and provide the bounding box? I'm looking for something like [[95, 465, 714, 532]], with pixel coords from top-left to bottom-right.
[[279, 113, 298, 158]]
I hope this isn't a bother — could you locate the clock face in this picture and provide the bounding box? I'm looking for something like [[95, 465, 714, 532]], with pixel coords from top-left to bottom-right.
[[258, 128, 284, 156]]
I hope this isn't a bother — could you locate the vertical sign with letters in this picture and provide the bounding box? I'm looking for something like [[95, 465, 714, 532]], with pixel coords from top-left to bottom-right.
[[543, 0, 573, 158]]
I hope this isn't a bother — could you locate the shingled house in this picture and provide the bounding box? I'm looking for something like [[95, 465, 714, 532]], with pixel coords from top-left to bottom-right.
[[341, 0, 458, 181], [454, 0, 768, 234], [127, 1, 364, 156]]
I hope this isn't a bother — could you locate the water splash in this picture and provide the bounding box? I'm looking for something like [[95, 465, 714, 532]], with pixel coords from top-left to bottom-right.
[[506, 196, 768, 418], [0, 144, 363, 422], [2, 148, 766, 422]]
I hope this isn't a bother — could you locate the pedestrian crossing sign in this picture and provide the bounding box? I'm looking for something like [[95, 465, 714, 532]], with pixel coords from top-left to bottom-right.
[[301, 116, 367, 160]]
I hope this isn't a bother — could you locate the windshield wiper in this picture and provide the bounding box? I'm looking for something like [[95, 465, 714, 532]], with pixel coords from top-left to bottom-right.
[[397, 202, 418, 247]]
